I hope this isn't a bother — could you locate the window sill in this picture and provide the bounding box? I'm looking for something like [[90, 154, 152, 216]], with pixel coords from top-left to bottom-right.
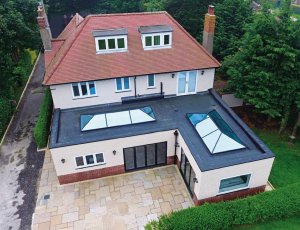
[[143, 45, 171, 51], [96, 49, 127, 54], [147, 86, 156, 89], [72, 95, 98, 100], [76, 162, 106, 170], [115, 89, 131, 93], [218, 186, 250, 195]]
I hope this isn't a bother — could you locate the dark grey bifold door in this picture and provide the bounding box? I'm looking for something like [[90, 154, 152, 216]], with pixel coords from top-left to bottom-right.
[[180, 148, 196, 195], [123, 142, 167, 171]]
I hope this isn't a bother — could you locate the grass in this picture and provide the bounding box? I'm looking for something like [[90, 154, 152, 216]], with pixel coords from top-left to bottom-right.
[[236, 215, 300, 229], [254, 129, 300, 188]]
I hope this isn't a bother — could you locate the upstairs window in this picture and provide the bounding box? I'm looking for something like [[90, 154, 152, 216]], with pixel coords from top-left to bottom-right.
[[72, 81, 96, 98], [116, 77, 130, 92], [147, 74, 155, 88], [139, 25, 173, 50], [95, 36, 127, 53], [93, 28, 128, 53]]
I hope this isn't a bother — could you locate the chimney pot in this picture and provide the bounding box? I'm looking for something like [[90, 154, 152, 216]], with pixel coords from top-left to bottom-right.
[[208, 5, 215, 15]]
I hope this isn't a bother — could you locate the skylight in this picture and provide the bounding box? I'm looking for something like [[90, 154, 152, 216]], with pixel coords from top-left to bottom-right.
[[81, 106, 155, 131], [187, 110, 245, 154]]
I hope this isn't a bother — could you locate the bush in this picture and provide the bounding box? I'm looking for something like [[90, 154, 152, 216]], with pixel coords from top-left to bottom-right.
[[0, 98, 13, 137], [292, 4, 300, 15], [34, 88, 53, 148], [146, 183, 300, 230]]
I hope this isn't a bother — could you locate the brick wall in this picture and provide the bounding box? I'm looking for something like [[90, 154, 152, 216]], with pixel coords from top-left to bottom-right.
[[193, 185, 266, 205], [58, 164, 125, 184], [167, 155, 175, 165]]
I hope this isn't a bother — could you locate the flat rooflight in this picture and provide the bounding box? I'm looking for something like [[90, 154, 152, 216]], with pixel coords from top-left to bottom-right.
[[81, 106, 155, 131], [187, 110, 246, 154]]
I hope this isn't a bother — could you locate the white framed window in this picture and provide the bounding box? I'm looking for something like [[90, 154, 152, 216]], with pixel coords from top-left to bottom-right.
[[147, 74, 156, 88], [72, 81, 97, 98], [75, 153, 105, 169], [142, 32, 172, 50], [115, 77, 131, 92], [95, 35, 127, 53], [218, 174, 251, 194]]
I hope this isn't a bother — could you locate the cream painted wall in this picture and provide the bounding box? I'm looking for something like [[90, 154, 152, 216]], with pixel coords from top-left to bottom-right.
[[197, 158, 274, 200], [50, 68, 215, 109], [51, 130, 176, 176]]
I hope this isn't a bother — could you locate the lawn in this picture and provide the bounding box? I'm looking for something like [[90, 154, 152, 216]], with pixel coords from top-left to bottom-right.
[[254, 129, 300, 188], [236, 215, 300, 230]]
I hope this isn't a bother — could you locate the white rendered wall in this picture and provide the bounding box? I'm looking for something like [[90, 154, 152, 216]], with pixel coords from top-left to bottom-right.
[[50, 68, 215, 109], [51, 130, 176, 176], [197, 158, 274, 200]]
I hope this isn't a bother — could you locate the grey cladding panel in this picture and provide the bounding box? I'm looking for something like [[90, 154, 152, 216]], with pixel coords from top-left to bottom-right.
[[138, 25, 173, 34], [92, 28, 128, 37]]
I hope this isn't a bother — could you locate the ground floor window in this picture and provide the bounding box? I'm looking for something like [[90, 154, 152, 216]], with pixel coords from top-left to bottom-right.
[[219, 174, 251, 193], [75, 153, 105, 169], [123, 142, 167, 171], [180, 149, 196, 195]]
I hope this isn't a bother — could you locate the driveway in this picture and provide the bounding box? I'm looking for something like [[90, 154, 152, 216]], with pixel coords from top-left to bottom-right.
[[32, 151, 193, 230], [0, 53, 45, 230]]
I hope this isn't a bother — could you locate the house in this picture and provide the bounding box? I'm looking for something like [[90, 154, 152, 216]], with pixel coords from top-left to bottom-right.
[[37, 4, 275, 205]]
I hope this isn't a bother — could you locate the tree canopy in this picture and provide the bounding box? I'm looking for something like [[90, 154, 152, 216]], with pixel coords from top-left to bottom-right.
[[224, 3, 300, 132]]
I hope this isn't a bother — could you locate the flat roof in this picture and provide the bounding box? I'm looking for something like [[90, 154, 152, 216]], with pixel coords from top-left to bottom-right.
[[50, 90, 274, 171]]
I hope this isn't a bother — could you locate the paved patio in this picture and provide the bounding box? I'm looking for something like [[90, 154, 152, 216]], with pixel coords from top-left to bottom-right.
[[32, 151, 193, 230]]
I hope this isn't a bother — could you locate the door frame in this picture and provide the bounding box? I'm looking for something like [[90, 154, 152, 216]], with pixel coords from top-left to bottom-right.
[[123, 142, 168, 172], [176, 70, 198, 96], [179, 148, 196, 195]]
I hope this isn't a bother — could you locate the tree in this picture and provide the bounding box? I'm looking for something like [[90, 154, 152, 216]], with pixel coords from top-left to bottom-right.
[[224, 2, 300, 134], [214, 0, 253, 61], [141, 0, 165, 11]]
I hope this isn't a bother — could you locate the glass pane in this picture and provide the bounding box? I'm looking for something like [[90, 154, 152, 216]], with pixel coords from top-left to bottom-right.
[[130, 107, 155, 124], [124, 148, 135, 170], [164, 34, 170, 45], [219, 174, 250, 193], [80, 115, 94, 130], [154, 35, 160, 45], [108, 38, 116, 49], [180, 150, 185, 174], [136, 146, 146, 168], [190, 168, 196, 193], [145, 36, 152, 46], [188, 71, 197, 93], [80, 82, 88, 95], [106, 111, 131, 127], [185, 159, 191, 184], [96, 153, 104, 163], [72, 83, 80, 97], [75, 157, 84, 167], [156, 142, 167, 164], [178, 72, 186, 94], [146, 144, 156, 166], [116, 78, 122, 91], [117, 38, 125, 48], [98, 39, 106, 50], [148, 74, 155, 87], [123, 77, 130, 89], [89, 81, 96, 95], [85, 155, 94, 165]]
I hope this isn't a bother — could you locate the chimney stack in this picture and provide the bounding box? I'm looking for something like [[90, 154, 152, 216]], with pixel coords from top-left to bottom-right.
[[202, 5, 216, 54], [37, 3, 52, 51]]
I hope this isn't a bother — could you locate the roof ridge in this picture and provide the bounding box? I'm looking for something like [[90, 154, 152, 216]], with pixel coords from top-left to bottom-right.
[[44, 16, 91, 84], [85, 11, 168, 19], [164, 11, 221, 67]]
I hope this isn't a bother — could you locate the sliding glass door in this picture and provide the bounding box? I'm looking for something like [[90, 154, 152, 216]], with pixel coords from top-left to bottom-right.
[[180, 148, 196, 195]]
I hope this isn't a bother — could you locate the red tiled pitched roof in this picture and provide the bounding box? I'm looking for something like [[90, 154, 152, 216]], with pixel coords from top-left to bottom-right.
[[43, 11, 220, 85]]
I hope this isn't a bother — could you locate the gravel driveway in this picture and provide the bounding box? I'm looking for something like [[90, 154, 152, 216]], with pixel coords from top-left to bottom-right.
[[0, 53, 46, 230]]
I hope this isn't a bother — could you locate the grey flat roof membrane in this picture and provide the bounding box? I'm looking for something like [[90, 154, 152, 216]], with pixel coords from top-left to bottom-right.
[[92, 28, 128, 37], [138, 25, 173, 34], [50, 90, 274, 171]]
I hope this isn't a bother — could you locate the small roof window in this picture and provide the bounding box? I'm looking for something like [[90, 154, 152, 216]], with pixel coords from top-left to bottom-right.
[[187, 110, 246, 154]]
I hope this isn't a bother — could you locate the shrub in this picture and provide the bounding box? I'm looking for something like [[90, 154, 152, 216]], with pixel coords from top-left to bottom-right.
[[0, 98, 13, 137], [34, 88, 53, 148], [292, 4, 300, 15], [145, 183, 300, 230]]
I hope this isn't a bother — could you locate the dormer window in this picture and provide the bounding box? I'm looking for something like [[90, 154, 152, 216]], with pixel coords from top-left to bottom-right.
[[139, 25, 173, 50], [93, 28, 128, 53]]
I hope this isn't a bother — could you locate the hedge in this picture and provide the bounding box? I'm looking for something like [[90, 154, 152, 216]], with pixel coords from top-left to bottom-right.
[[146, 182, 300, 230], [34, 88, 53, 148], [0, 98, 13, 137]]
